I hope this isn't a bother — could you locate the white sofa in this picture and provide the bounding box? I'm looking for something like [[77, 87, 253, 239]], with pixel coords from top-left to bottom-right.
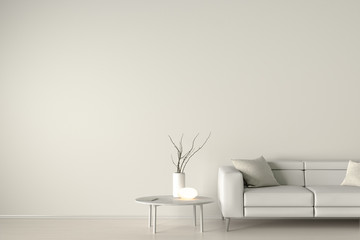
[[218, 160, 360, 231]]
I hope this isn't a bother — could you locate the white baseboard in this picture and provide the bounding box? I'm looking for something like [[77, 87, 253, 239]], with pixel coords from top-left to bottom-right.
[[0, 215, 221, 219]]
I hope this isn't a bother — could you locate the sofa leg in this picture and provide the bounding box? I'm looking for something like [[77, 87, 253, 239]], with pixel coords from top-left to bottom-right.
[[225, 218, 230, 232]]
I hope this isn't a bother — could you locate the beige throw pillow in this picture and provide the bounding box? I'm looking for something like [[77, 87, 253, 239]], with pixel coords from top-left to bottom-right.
[[341, 160, 360, 187], [232, 156, 279, 187]]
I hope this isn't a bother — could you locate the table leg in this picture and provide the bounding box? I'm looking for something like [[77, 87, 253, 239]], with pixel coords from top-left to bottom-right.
[[199, 204, 203, 232], [148, 205, 152, 228], [193, 205, 197, 226], [153, 205, 157, 234]]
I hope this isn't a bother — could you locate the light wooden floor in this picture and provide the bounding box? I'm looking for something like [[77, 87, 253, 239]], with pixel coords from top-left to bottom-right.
[[0, 218, 359, 240]]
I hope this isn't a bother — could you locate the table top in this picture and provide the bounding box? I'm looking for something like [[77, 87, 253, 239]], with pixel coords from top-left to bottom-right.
[[135, 195, 213, 206]]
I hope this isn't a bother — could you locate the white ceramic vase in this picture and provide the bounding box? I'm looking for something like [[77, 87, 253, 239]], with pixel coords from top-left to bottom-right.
[[173, 172, 185, 197]]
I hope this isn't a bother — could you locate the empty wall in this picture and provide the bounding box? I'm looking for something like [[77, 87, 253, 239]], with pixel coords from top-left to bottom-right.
[[1, 0, 360, 217]]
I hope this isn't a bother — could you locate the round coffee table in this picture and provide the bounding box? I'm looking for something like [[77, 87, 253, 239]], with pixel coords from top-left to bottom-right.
[[135, 195, 213, 233]]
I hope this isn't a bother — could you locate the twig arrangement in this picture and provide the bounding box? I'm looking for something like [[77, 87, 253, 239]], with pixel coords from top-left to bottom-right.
[[169, 133, 211, 173]]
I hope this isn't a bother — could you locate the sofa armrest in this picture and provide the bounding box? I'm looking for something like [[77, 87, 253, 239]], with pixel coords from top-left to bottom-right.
[[218, 166, 244, 218]]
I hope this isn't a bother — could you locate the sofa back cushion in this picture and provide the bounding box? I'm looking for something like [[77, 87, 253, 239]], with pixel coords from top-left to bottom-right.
[[304, 161, 348, 186], [272, 170, 305, 186], [268, 161, 305, 186], [233, 160, 352, 186]]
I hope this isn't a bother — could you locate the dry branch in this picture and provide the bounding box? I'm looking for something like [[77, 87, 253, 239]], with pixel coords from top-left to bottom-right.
[[169, 133, 211, 173]]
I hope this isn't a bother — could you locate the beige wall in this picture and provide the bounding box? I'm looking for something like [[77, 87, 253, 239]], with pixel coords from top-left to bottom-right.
[[1, 0, 360, 217]]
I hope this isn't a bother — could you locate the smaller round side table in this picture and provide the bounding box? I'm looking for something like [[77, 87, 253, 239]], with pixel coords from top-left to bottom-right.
[[135, 195, 213, 234]]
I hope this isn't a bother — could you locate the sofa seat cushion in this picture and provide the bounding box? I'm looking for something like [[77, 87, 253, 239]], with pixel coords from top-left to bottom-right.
[[244, 186, 313, 207], [245, 207, 313, 217], [307, 185, 360, 207]]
